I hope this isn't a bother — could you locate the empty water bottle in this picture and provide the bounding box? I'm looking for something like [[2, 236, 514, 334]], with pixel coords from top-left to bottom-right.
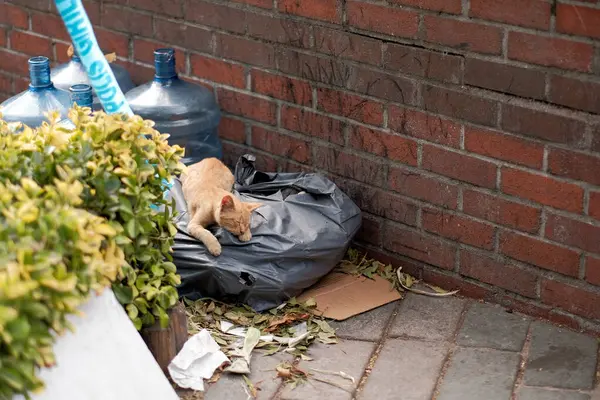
[[125, 48, 222, 165], [51, 49, 135, 111], [0, 56, 71, 128]]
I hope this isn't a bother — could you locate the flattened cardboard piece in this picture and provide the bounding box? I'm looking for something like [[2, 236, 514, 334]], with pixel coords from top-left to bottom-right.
[[298, 272, 401, 321]]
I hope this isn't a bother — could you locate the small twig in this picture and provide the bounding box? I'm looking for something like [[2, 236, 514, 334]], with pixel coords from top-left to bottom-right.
[[397, 269, 459, 297], [310, 368, 355, 383], [311, 376, 353, 392]]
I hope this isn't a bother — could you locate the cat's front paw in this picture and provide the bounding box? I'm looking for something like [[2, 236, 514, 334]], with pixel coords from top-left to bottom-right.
[[207, 241, 222, 257]]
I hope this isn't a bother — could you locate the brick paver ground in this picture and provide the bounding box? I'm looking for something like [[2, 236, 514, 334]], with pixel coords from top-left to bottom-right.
[[197, 294, 599, 400]]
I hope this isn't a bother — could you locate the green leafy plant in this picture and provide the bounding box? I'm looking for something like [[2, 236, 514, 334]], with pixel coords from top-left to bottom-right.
[[0, 108, 185, 330], [0, 177, 125, 398]]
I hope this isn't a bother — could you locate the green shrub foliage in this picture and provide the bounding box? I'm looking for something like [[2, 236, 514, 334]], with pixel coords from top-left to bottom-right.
[[0, 108, 185, 398]]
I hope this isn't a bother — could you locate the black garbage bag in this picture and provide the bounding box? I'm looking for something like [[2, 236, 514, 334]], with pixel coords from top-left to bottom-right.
[[168, 154, 362, 311]]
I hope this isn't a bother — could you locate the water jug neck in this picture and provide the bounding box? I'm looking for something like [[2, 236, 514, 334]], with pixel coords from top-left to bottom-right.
[[154, 48, 178, 82], [70, 84, 93, 109], [28, 56, 53, 89]]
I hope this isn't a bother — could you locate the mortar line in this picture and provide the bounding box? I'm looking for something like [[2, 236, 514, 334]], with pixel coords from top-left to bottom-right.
[[510, 321, 533, 400], [430, 298, 471, 400], [351, 300, 403, 400]]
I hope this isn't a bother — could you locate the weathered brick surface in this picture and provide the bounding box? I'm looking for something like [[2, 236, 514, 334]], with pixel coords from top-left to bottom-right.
[[2, 0, 600, 326]]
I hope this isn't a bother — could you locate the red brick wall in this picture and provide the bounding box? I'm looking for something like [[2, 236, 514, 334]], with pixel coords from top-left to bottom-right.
[[2, 0, 600, 332]]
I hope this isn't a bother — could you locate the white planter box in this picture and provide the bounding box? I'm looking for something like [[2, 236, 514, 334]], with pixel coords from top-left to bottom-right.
[[14, 289, 179, 400]]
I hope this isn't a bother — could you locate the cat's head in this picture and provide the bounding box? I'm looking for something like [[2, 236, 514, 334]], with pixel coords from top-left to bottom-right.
[[219, 195, 262, 240]]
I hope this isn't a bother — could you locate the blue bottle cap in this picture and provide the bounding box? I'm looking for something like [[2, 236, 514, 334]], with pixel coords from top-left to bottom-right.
[[154, 48, 177, 80], [28, 56, 52, 88], [69, 84, 93, 109]]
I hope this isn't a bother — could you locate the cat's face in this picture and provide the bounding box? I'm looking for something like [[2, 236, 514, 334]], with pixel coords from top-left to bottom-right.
[[219, 195, 261, 239]]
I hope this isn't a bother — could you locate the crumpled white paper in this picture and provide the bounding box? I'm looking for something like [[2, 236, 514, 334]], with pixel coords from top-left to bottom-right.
[[225, 327, 261, 374], [168, 329, 229, 391]]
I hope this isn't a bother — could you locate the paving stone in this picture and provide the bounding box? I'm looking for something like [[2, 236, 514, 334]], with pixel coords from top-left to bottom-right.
[[280, 340, 375, 400], [518, 387, 591, 400], [524, 322, 598, 390], [437, 347, 520, 400], [457, 301, 530, 351], [205, 352, 292, 400], [361, 338, 449, 400], [330, 302, 398, 341], [390, 293, 466, 341]]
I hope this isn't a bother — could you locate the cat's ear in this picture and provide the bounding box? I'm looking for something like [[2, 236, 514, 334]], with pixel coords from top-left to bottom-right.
[[221, 195, 235, 211], [245, 202, 262, 212]]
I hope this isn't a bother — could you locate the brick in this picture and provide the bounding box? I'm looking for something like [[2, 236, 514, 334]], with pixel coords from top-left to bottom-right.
[[348, 66, 417, 104], [548, 148, 600, 186], [470, 0, 551, 29], [314, 26, 382, 66], [593, 125, 600, 153], [0, 3, 29, 28], [191, 55, 245, 89], [422, 145, 497, 188], [464, 126, 544, 169], [349, 126, 418, 165], [330, 301, 394, 340], [102, 6, 152, 37], [54, 42, 70, 63], [276, 48, 349, 87], [390, 0, 461, 13], [18, 0, 50, 11], [81, 0, 101, 25], [0, 73, 10, 93], [363, 339, 449, 400], [14, 77, 29, 93], [424, 16, 503, 55], [460, 251, 538, 298], [465, 58, 546, 100], [281, 106, 345, 145], [154, 19, 212, 54], [129, 0, 183, 17], [134, 40, 186, 73], [251, 70, 311, 105], [508, 32, 593, 72], [389, 107, 461, 147], [501, 168, 584, 213], [0, 49, 29, 77], [95, 28, 129, 57], [185, 0, 247, 34], [230, 0, 272, 8], [383, 224, 457, 270], [217, 88, 277, 125], [422, 209, 495, 249], [246, 14, 310, 47], [278, 0, 341, 23], [354, 214, 382, 246], [458, 302, 531, 350], [437, 348, 520, 400], [9, 31, 52, 57], [31, 12, 69, 41], [557, 4, 600, 39], [545, 213, 600, 254], [115, 60, 154, 85], [251, 127, 309, 163], [499, 231, 580, 276], [388, 167, 459, 209], [541, 280, 600, 322], [422, 85, 497, 126], [317, 88, 383, 126], [280, 341, 373, 400], [216, 34, 275, 68], [585, 256, 600, 286], [501, 104, 587, 147], [549, 75, 600, 115], [336, 179, 418, 225], [590, 191, 600, 220], [347, 1, 419, 38], [463, 190, 541, 233], [384, 44, 462, 84], [313, 146, 385, 186], [218, 116, 246, 144]]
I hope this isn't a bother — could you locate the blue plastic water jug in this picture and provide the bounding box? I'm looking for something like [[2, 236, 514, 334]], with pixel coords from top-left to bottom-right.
[[0, 56, 71, 128], [70, 84, 93, 109], [125, 48, 223, 165], [51, 50, 135, 111]]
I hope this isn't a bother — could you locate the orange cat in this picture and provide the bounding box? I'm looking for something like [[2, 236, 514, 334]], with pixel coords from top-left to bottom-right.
[[181, 158, 262, 257]]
